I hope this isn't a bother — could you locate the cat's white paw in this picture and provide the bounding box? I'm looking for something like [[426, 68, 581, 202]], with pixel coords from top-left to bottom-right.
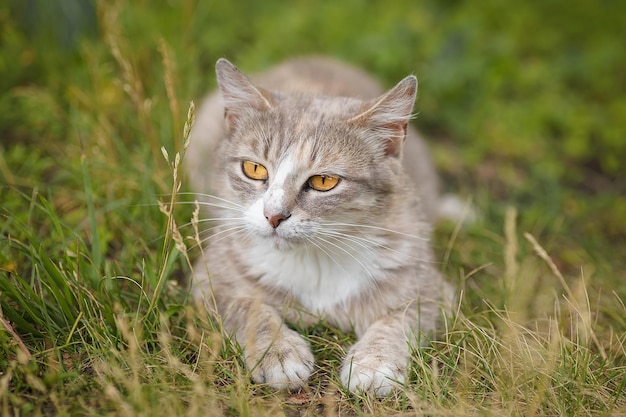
[[340, 354, 405, 397], [247, 330, 314, 391]]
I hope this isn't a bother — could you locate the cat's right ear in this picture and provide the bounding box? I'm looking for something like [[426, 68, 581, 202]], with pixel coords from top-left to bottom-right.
[[348, 75, 417, 158], [215, 58, 274, 131]]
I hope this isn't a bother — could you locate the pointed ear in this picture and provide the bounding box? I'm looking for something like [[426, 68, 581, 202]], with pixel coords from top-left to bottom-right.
[[215, 58, 274, 130], [348, 75, 417, 157]]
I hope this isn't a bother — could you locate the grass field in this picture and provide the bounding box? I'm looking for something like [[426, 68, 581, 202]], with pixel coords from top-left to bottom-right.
[[1, 0, 625, 415]]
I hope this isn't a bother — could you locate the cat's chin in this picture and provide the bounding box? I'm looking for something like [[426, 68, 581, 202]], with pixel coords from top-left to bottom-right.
[[269, 235, 300, 251], [271, 239, 292, 251], [255, 232, 302, 251]]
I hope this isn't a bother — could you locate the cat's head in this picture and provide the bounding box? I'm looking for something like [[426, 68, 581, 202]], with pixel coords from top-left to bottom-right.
[[214, 58, 417, 250]]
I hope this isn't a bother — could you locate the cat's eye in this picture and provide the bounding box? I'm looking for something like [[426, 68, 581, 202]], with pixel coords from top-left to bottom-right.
[[242, 161, 268, 181], [308, 175, 340, 192]]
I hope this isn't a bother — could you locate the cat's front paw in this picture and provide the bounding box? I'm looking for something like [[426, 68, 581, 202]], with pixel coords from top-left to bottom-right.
[[340, 352, 406, 397], [246, 328, 314, 391]]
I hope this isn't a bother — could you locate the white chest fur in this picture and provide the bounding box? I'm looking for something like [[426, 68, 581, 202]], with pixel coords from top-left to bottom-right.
[[246, 241, 381, 314]]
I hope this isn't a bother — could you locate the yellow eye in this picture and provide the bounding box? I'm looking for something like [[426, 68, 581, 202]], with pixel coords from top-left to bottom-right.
[[242, 161, 268, 181], [308, 175, 340, 191]]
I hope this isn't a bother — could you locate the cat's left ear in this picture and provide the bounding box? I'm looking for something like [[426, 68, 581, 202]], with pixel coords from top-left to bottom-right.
[[348, 76, 417, 158], [215, 58, 275, 131]]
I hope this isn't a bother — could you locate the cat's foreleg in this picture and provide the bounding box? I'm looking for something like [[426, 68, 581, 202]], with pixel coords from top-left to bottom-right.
[[340, 312, 419, 397], [227, 298, 315, 391]]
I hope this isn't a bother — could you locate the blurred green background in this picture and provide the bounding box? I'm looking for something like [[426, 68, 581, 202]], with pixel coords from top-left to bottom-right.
[[1, 0, 625, 323]]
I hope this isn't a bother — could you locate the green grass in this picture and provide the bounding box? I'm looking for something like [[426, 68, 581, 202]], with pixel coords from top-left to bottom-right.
[[1, 0, 625, 415]]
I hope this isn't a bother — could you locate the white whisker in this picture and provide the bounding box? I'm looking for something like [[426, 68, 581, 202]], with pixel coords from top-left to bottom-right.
[[317, 230, 377, 253], [201, 224, 248, 240], [170, 200, 245, 213], [194, 217, 246, 224], [176, 217, 245, 231], [313, 234, 386, 299], [320, 221, 428, 241], [163, 192, 244, 209], [304, 237, 344, 272], [194, 222, 246, 238], [314, 235, 376, 280], [318, 229, 434, 264], [193, 225, 248, 250]]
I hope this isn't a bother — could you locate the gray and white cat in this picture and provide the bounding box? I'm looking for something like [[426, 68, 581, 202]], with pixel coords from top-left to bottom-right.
[[185, 56, 455, 397]]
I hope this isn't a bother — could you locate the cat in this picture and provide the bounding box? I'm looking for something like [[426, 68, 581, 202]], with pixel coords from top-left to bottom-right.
[[184, 56, 455, 397]]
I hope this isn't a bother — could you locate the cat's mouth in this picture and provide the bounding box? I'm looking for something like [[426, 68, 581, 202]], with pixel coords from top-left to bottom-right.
[[260, 227, 307, 251], [253, 216, 314, 251]]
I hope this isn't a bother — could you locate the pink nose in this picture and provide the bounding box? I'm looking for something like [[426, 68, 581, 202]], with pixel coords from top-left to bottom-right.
[[266, 213, 290, 228]]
